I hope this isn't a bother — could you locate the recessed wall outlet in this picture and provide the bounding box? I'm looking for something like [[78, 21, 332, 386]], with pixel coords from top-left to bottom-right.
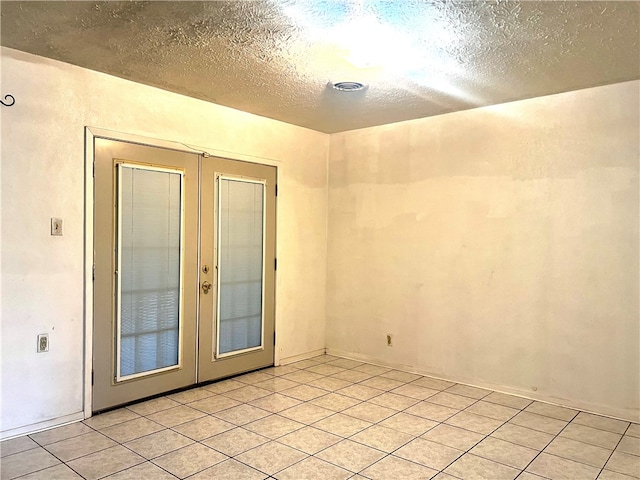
[[51, 218, 63, 236], [386, 334, 393, 347], [37, 333, 49, 353]]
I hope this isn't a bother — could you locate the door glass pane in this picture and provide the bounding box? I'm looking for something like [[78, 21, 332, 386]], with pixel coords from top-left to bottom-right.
[[217, 178, 264, 356], [117, 165, 183, 379]]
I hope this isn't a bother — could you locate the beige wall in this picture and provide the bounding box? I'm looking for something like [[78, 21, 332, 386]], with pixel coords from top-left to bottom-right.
[[327, 81, 640, 421], [0, 47, 328, 437]]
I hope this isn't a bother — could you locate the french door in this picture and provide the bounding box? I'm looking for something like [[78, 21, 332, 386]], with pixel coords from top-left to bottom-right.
[[92, 138, 275, 411]]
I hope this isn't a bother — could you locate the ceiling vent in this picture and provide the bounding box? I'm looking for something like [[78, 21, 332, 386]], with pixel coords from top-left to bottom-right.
[[331, 81, 367, 92]]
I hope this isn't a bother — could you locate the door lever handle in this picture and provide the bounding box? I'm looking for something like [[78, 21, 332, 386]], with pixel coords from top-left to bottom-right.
[[201, 281, 212, 294]]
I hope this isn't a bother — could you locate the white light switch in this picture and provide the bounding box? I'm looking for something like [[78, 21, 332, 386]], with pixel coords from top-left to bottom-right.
[[51, 218, 63, 236]]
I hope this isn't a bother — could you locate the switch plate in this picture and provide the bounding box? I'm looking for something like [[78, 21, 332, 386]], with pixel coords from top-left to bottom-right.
[[51, 218, 63, 236], [37, 334, 49, 353]]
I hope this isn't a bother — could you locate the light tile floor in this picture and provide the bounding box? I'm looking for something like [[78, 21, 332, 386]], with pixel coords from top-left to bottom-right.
[[2, 355, 639, 479]]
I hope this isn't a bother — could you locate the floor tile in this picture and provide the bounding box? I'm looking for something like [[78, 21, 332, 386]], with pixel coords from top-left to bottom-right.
[[146, 405, 206, 428], [395, 438, 464, 470], [444, 384, 490, 400], [83, 409, 140, 430], [391, 383, 440, 400], [444, 411, 504, 435], [342, 402, 396, 423], [427, 392, 478, 410], [526, 452, 600, 480], [274, 456, 352, 480], [166, 388, 214, 405], [559, 422, 622, 449], [236, 371, 274, 385], [249, 393, 302, 413], [491, 423, 554, 450], [253, 377, 300, 393], [617, 435, 640, 456], [445, 453, 520, 480], [103, 461, 178, 479], [152, 443, 227, 478], [337, 384, 385, 401], [483, 392, 533, 410], [405, 401, 459, 422], [188, 395, 241, 414], [312, 412, 373, 437], [1, 436, 39, 457], [509, 411, 568, 435], [213, 404, 271, 425], [369, 392, 420, 410], [311, 355, 340, 364], [465, 400, 519, 421], [263, 365, 299, 376], [470, 436, 538, 469], [525, 401, 579, 421], [0, 447, 60, 479], [351, 424, 414, 452], [235, 441, 307, 475], [627, 424, 640, 438], [223, 385, 272, 403], [421, 424, 485, 451], [277, 426, 342, 454], [188, 458, 267, 480], [200, 379, 244, 394], [380, 370, 422, 383], [354, 364, 392, 376], [316, 439, 386, 472], [359, 376, 404, 391], [598, 470, 639, 480], [66, 444, 145, 480], [202, 427, 270, 456], [279, 403, 334, 424], [282, 371, 324, 384], [306, 363, 348, 376], [124, 428, 193, 459], [243, 414, 305, 439], [127, 396, 181, 415], [327, 358, 364, 369], [378, 412, 438, 437], [411, 377, 455, 391], [101, 416, 165, 442], [280, 384, 327, 401], [605, 451, 640, 478], [544, 436, 612, 468], [29, 422, 94, 446], [15, 463, 83, 479], [332, 369, 374, 383], [289, 359, 322, 369], [432, 473, 460, 480], [311, 393, 362, 412], [171, 415, 235, 441], [44, 430, 117, 461], [573, 412, 630, 434], [360, 455, 438, 480], [308, 377, 353, 392], [516, 473, 548, 480]]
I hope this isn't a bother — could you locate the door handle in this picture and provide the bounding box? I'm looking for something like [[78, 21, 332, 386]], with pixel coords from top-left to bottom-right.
[[201, 281, 213, 294]]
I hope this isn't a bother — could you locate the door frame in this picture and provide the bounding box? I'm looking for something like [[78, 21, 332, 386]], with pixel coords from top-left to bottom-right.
[[84, 127, 280, 418]]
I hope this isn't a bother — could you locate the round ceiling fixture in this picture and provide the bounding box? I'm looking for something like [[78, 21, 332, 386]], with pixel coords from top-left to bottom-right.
[[331, 81, 367, 92]]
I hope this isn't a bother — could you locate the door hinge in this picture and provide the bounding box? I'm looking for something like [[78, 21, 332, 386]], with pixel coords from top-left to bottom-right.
[[92, 161, 95, 178], [92, 264, 95, 281], [91, 369, 94, 386], [275, 184, 278, 196], [274, 258, 277, 271], [274, 331, 276, 345]]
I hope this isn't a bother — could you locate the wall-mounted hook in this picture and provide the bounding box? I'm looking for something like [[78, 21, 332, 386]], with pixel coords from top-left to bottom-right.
[[1, 94, 15, 107]]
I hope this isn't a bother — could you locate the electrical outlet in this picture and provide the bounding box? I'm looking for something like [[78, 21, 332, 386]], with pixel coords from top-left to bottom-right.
[[386, 334, 393, 347], [51, 218, 63, 236], [37, 334, 49, 353]]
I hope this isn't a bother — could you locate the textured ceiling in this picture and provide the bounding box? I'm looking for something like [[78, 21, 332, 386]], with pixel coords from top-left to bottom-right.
[[1, 1, 638, 133]]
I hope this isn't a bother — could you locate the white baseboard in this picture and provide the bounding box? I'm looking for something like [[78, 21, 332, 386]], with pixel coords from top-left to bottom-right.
[[326, 348, 639, 423], [0, 412, 85, 441], [279, 348, 326, 366]]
